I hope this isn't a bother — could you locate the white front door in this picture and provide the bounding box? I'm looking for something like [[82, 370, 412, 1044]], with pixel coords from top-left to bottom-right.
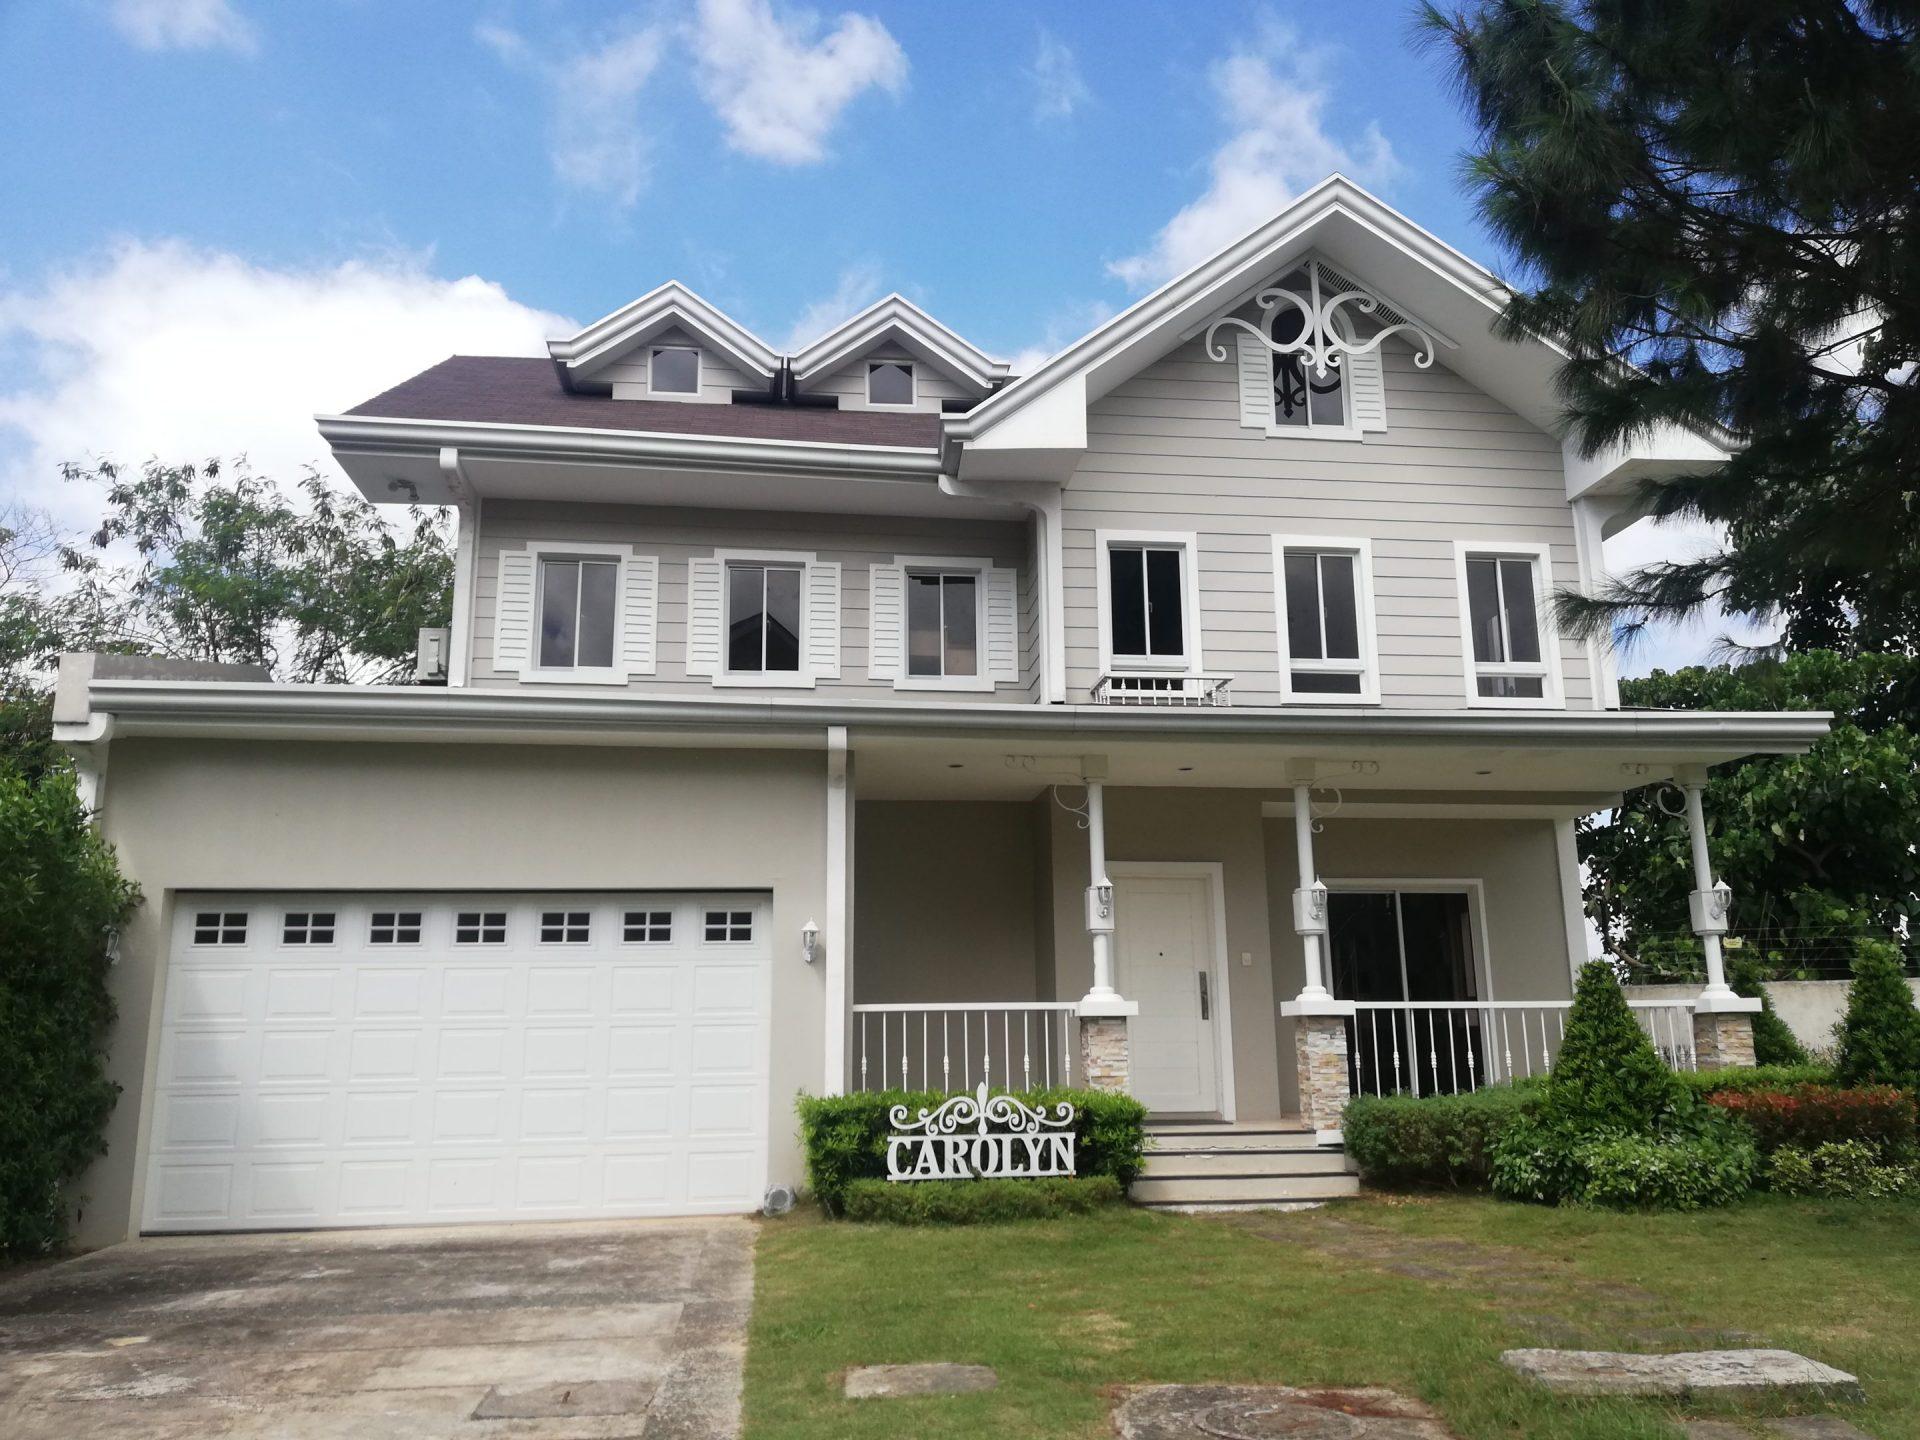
[[1115, 874, 1219, 1114]]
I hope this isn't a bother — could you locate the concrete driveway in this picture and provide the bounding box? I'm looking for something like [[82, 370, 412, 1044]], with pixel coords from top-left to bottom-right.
[[0, 1216, 755, 1439]]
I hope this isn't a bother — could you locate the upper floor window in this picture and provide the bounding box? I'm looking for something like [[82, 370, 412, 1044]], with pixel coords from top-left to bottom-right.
[[539, 557, 618, 670], [727, 562, 803, 675], [1271, 295, 1347, 431], [1274, 538, 1378, 703], [867, 360, 915, 407], [650, 345, 699, 395], [1105, 541, 1190, 666], [1456, 543, 1561, 706], [907, 570, 978, 679]]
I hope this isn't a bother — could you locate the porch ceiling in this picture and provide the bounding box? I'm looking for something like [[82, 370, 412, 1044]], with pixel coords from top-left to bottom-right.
[[851, 728, 1771, 807]]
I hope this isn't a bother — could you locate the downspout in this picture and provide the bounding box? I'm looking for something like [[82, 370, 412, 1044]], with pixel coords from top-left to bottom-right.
[[438, 447, 480, 688], [938, 472, 1067, 704]]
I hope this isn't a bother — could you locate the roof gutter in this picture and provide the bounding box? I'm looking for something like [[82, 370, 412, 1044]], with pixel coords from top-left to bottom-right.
[[316, 413, 945, 480], [66, 679, 1833, 753]]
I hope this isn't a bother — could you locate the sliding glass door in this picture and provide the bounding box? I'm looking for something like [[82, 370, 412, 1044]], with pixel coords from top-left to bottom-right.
[[1326, 888, 1481, 1096]]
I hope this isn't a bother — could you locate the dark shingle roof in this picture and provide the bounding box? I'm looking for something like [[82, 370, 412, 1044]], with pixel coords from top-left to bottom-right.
[[345, 356, 942, 448]]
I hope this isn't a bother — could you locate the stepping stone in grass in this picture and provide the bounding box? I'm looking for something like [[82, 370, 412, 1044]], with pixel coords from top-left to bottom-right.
[[1115, 1384, 1458, 1438], [1501, 1349, 1863, 1404], [844, 1363, 998, 1399]]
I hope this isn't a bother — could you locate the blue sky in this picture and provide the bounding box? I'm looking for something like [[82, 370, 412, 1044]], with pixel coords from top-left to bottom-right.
[[0, 0, 1727, 667]]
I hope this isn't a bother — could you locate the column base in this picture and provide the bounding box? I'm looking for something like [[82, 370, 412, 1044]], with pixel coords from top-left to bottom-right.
[[1293, 1013, 1354, 1141], [1692, 1009, 1757, 1071], [1078, 1015, 1131, 1093]]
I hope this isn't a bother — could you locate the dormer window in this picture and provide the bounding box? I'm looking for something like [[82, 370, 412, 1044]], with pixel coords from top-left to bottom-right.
[[867, 360, 915, 407], [649, 345, 699, 395]]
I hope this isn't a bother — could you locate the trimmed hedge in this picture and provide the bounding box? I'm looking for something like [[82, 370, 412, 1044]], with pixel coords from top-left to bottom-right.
[[1834, 940, 1920, 1094], [1557, 1128, 1760, 1211], [1674, 1064, 1834, 1099], [1708, 1085, 1917, 1154], [795, 1087, 1148, 1215], [1767, 1140, 1916, 1199], [840, 1175, 1123, 1224], [1342, 1083, 1537, 1189]]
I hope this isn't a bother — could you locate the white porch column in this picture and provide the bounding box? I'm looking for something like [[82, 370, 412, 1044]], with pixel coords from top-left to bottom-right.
[[1084, 777, 1118, 1003], [1074, 760, 1135, 1090], [1278, 760, 1354, 1140], [822, 726, 851, 1094], [1673, 765, 1759, 1067], [1290, 780, 1332, 1002]]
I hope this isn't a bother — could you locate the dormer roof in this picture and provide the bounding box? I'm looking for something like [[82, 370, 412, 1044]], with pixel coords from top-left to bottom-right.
[[790, 293, 1008, 393], [547, 282, 781, 393]]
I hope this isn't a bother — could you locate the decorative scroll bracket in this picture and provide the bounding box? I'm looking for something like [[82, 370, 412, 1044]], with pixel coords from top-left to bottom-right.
[[1202, 259, 1440, 374]]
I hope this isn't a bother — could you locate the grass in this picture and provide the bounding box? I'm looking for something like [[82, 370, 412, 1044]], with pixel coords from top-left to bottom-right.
[[743, 1193, 1920, 1439]]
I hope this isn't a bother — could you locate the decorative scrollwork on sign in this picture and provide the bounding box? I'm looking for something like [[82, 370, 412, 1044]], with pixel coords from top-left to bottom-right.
[[1202, 258, 1440, 375], [886, 1082, 1077, 1182]]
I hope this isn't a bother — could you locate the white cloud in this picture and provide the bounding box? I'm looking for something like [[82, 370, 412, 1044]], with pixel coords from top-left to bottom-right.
[[689, 0, 908, 165], [478, 21, 667, 210], [782, 262, 887, 351], [0, 241, 572, 526], [106, 0, 257, 55], [1108, 22, 1398, 291], [1029, 29, 1090, 122]]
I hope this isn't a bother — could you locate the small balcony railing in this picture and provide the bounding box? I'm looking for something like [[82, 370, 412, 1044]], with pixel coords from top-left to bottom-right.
[[850, 1003, 1079, 1093], [1091, 672, 1234, 706], [1345, 999, 1697, 1098]]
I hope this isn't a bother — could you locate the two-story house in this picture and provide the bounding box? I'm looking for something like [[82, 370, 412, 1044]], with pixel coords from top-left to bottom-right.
[[56, 177, 1825, 1238]]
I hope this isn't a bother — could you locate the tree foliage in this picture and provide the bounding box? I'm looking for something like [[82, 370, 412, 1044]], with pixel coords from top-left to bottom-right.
[[0, 768, 138, 1257], [1421, 0, 1920, 652], [1580, 652, 1920, 976], [1834, 939, 1920, 1092]]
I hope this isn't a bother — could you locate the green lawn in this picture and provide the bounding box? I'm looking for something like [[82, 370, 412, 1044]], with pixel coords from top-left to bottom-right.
[[744, 1194, 1920, 1439]]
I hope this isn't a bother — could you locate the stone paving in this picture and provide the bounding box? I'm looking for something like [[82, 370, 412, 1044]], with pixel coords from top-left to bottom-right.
[[843, 1362, 998, 1399], [1114, 1385, 1458, 1439], [1501, 1347, 1863, 1403]]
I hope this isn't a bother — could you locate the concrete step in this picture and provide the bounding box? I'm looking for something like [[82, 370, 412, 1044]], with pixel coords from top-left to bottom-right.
[[1132, 1172, 1361, 1206], [1145, 1125, 1321, 1152], [1141, 1148, 1356, 1179]]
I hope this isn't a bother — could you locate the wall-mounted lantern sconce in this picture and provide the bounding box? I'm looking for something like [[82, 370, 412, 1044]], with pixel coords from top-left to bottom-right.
[[801, 918, 821, 964]]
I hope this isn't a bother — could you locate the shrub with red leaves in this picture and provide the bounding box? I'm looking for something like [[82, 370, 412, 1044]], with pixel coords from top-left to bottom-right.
[[1707, 1085, 1917, 1154]]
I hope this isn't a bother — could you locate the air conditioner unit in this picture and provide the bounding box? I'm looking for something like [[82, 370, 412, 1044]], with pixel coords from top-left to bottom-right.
[[414, 626, 450, 684]]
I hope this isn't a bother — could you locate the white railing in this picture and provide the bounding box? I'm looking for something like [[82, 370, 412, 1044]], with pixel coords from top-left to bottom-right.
[[1345, 1000, 1697, 1098], [850, 1003, 1079, 1093], [1091, 672, 1234, 706]]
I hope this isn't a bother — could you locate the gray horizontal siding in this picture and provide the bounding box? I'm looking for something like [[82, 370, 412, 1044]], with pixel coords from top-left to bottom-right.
[[1063, 334, 1593, 710], [803, 344, 976, 414], [600, 325, 755, 404], [471, 501, 1031, 700]]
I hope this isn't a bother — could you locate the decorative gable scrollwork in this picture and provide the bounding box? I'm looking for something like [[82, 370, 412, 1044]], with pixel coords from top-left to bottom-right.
[[1203, 258, 1441, 377]]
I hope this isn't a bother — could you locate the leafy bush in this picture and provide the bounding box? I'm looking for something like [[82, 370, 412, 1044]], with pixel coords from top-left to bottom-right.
[[1767, 1140, 1916, 1200], [1569, 1130, 1761, 1211], [795, 1087, 1148, 1216], [840, 1175, 1123, 1224], [1674, 1063, 1834, 1099], [1540, 962, 1690, 1131], [0, 768, 139, 1259], [1708, 1085, 1917, 1154], [1343, 1084, 1537, 1189], [1833, 940, 1920, 1094], [1728, 953, 1810, 1067]]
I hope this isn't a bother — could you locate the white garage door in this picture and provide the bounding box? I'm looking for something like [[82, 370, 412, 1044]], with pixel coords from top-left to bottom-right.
[[144, 893, 771, 1232]]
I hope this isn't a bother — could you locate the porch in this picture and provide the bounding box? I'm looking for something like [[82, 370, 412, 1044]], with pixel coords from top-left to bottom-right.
[[837, 722, 1772, 1131]]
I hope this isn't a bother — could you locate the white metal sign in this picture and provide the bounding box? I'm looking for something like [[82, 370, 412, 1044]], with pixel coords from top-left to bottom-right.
[[885, 1083, 1077, 1182]]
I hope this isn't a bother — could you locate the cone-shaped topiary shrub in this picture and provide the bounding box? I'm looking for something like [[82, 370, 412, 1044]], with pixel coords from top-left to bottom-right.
[[1834, 940, 1920, 1094], [1728, 953, 1810, 1068], [1539, 960, 1687, 1131]]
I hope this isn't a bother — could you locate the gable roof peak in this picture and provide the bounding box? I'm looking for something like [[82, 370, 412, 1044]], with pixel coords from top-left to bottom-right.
[[790, 291, 1008, 392], [547, 280, 780, 388]]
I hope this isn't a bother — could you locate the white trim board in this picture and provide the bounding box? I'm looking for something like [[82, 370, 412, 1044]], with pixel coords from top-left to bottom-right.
[[1107, 860, 1237, 1123]]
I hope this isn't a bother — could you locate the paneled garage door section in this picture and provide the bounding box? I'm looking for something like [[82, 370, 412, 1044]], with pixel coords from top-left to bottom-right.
[[144, 894, 771, 1232]]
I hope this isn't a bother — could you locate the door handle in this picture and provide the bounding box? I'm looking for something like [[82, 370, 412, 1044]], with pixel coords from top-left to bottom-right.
[[1197, 970, 1211, 1020]]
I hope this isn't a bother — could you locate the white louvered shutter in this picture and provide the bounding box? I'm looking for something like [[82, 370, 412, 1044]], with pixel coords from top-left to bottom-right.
[[868, 563, 905, 681], [806, 562, 842, 679], [494, 549, 537, 674], [620, 554, 658, 675], [1346, 344, 1388, 433], [685, 557, 723, 676], [1235, 328, 1275, 431], [985, 566, 1019, 683]]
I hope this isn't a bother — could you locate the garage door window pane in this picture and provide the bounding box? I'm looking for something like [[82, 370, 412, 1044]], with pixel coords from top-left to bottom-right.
[[283, 911, 336, 945], [370, 911, 423, 944], [704, 910, 752, 942], [455, 911, 507, 944], [194, 911, 247, 945], [623, 910, 672, 942], [540, 911, 591, 944]]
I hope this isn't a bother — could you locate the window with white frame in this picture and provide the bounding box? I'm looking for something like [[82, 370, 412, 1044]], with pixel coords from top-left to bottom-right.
[[454, 910, 507, 944], [1104, 540, 1192, 667], [650, 345, 699, 395], [726, 561, 804, 675], [193, 911, 247, 945], [369, 910, 422, 944], [906, 569, 979, 679], [867, 360, 915, 407], [282, 910, 336, 945], [539, 910, 591, 944], [704, 909, 753, 942], [538, 556, 618, 670], [623, 910, 672, 943], [1457, 544, 1559, 703], [1274, 538, 1378, 701], [1270, 271, 1349, 431]]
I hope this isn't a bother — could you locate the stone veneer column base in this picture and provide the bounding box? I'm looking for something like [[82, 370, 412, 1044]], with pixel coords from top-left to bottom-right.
[[1692, 1010, 1757, 1070], [1294, 1015, 1353, 1137], [1078, 1016, 1131, 1092]]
